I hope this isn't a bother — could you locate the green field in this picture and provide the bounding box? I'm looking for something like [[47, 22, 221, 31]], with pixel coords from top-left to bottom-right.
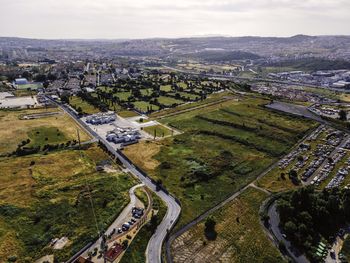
[[140, 88, 153, 96], [143, 124, 173, 138], [118, 110, 140, 118], [157, 96, 183, 106], [69, 96, 100, 114], [16, 83, 42, 90], [133, 101, 159, 112], [0, 145, 136, 262], [125, 97, 314, 228], [27, 126, 68, 147], [171, 187, 285, 263], [115, 91, 132, 101], [160, 85, 172, 92]]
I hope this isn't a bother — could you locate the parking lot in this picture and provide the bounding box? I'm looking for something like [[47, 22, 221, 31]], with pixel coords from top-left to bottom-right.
[[275, 124, 350, 189]]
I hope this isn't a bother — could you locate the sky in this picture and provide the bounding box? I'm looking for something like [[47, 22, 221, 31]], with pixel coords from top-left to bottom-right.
[[0, 0, 349, 39]]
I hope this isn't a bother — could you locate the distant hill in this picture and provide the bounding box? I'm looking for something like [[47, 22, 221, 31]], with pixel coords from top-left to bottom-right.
[[187, 50, 261, 62], [1, 35, 350, 61], [269, 58, 350, 71]]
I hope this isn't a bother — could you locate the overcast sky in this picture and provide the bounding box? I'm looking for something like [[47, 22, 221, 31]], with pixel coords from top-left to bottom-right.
[[0, 0, 349, 39]]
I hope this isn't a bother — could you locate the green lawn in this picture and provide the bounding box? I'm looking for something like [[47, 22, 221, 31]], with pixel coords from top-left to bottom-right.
[[133, 101, 159, 112], [140, 89, 153, 96], [160, 85, 172, 92], [118, 110, 140, 118], [16, 83, 42, 90], [115, 91, 132, 101], [143, 125, 173, 138], [0, 145, 136, 262], [157, 96, 183, 106]]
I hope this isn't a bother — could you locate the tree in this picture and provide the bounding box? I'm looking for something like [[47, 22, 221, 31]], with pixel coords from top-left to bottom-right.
[[204, 217, 217, 240], [284, 221, 297, 236], [339, 110, 347, 121]]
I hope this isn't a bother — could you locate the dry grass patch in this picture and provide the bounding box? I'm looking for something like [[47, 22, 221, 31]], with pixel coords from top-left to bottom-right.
[[0, 108, 90, 154], [123, 140, 162, 172]]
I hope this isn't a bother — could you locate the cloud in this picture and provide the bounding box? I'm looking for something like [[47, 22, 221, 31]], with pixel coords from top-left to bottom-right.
[[0, 0, 349, 38]]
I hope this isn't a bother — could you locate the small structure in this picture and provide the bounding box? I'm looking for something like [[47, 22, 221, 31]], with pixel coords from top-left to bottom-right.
[[15, 78, 28, 85], [106, 126, 141, 145], [86, 113, 116, 125], [104, 244, 124, 262]]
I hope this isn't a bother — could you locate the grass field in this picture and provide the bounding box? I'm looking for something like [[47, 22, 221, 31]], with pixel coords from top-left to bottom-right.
[[124, 97, 314, 228], [149, 91, 234, 119], [160, 85, 172, 92], [0, 145, 136, 262], [143, 125, 173, 138], [0, 108, 91, 155], [118, 110, 140, 118], [16, 83, 42, 90], [133, 101, 159, 112], [171, 187, 285, 263], [69, 96, 100, 114], [27, 126, 68, 147]]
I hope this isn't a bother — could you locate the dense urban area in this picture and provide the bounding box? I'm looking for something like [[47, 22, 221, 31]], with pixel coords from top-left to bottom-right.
[[1, 35, 350, 263]]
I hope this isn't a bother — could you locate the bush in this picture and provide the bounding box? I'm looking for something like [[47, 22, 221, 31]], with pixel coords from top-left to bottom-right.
[[204, 217, 217, 240]]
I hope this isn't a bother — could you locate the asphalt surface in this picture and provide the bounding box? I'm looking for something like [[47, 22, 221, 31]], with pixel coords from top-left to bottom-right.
[[50, 98, 181, 263], [268, 203, 310, 263]]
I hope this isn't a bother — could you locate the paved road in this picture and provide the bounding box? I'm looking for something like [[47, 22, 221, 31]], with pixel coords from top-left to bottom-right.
[[48, 98, 181, 263], [268, 203, 310, 263]]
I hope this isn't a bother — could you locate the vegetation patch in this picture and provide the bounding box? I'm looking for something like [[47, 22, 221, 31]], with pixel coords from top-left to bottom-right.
[[0, 145, 136, 262], [126, 97, 314, 227], [143, 125, 173, 138], [0, 108, 90, 155], [171, 187, 285, 263], [277, 187, 350, 262]]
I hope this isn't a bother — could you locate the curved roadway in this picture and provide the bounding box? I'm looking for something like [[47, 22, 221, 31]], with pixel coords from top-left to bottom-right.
[[49, 98, 181, 263]]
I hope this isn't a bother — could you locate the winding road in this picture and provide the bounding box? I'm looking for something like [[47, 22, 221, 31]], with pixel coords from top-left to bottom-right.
[[48, 97, 181, 263], [81, 184, 144, 262]]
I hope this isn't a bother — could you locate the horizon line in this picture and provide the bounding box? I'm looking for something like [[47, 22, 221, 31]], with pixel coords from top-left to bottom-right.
[[1, 34, 350, 42]]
